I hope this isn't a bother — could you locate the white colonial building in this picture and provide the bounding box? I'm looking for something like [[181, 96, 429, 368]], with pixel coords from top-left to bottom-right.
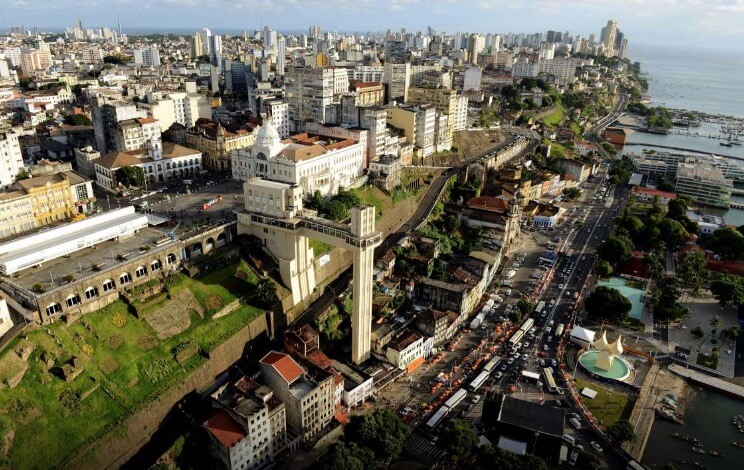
[[94, 140, 202, 192], [231, 122, 365, 197]]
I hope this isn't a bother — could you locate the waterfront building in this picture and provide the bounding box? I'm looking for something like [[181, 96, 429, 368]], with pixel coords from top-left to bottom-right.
[[674, 162, 732, 208], [631, 187, 677, 206]]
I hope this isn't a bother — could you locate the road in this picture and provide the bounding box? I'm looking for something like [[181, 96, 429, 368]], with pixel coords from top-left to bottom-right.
[[586, 93, 628, 141]]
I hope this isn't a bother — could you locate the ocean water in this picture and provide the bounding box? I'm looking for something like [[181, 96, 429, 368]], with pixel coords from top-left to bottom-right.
[[626, 44, 744, 226], [631, 44, 744, 119]]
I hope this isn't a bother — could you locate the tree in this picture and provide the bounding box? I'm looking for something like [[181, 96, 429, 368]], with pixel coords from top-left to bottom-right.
[[316, 441, 375, 470], [516, 299, 534, 316], [596, 260, 613, 278], [323, 200, 349, 221], [16, 169, 30, 181], [702, 228, 744, 261], [598, 235, 633, 265], [103, 54, 131, 65], [63, 114, 92, 126], [608, 419, 636, 443], [345, 409, 409, 459], [254, 278, 278, 308], [562, 187, 581, 201], [114, 166, 145, 187], [585, 286, 632, 322], [644, 243, 666, 281], [710, 316, 723, 330], [677, 250, 708, 297], [439, 418, 478, 458], [618, 213, 645, 242], [659, 219, 689, 250], [652, 276, 689, 322], [710, 273, 744, 307], [508, 309, 523, 324], [666, 197, 690, 220], [308, 190, 324, 209], [444, 214, 461, 233]]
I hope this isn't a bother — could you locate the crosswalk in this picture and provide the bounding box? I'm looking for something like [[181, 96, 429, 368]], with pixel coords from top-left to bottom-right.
[[403, 432, 447, 467]]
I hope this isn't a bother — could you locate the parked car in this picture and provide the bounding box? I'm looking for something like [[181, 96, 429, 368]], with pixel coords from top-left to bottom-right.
[[590, 441, 603, 453]]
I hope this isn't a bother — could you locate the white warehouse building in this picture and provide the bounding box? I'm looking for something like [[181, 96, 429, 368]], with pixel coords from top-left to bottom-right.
[[0, 206, 148, 275]]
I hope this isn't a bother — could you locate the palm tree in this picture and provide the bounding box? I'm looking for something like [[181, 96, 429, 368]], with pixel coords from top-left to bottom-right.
[[710, 316, 723, 330]]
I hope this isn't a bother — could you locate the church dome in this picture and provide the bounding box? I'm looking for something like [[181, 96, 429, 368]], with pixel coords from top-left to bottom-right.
[[255, 121, 281, 148]]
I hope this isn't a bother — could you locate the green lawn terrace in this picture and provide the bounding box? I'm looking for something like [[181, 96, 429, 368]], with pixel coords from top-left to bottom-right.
[[0, 260, 266, 469]]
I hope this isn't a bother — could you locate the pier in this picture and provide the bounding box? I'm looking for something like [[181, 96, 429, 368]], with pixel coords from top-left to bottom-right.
[[730, 202, 744, 209], [623, 142, 744, 161], [669, 364, 744, 400]]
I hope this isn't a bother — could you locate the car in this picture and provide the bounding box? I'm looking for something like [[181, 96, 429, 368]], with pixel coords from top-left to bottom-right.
[[558, 284, 564, 289], [472, 395, 481, 404], [507, 357, 515, 365], [556, 387, 565, 395], [495, 372, 503, 379], [539, 359, 546, 366], [570, 413, 581, 421], [552, 359, 558, 367], [516, 342, 523, 350], [569, 451, 579, 466], [522, 342, 530, 349], [564, 435, 576, 446], [521, 354, 529, 361], [500, 364, 508, 371], [543, 344, 549, 351], [569, 418, 582, 429], [590, 441, 603, 453]]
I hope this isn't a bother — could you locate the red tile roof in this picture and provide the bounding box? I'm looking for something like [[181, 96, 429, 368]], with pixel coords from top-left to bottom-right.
[[204, 410, 245, 448], [306, 349, 333, 370], [466, 196, 509, 212], [632, 187, 677, 200], [260, 351, 304, 383]]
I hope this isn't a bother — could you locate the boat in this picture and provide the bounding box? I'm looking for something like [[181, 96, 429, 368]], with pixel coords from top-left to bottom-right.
[[673, 433, 700, 445], [709, 450, 723, 457], [676, 459, 689, 464], [691, 446, 705, 454], [733, 441, 744, 448], [720, 142, 733, 147]]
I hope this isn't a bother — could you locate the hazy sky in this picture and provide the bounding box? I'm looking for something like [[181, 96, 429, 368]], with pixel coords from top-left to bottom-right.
[[4, 0, 744, 50]]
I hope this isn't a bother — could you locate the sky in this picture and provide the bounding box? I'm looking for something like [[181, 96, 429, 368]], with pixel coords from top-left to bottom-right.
[[3, 0, 744, 50]]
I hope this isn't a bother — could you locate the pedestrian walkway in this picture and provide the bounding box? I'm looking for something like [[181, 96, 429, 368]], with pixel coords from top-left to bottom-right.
[[669, 363, 744, 399]]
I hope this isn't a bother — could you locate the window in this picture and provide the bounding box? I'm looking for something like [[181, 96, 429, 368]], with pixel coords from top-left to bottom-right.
[[119, 273, 132, 284], [66, 294, 81, 307], [85, 287, 99, 299], [135, 266, 147, 278], [45, 303, 62, 316], [151, 260, 162, 271], [102, 279, 115, 292]]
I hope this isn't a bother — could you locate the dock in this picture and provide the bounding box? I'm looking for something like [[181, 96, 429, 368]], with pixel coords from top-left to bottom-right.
[[669, 364, 744, 400]]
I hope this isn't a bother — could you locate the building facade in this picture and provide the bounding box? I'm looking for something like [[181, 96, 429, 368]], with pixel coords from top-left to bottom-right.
[[0, 130, 26, 190], [186, 119, 257, 171]]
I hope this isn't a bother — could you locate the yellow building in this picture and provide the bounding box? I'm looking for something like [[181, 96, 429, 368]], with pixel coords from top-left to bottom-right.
[[12, 172, 95, 227], [186, 119, 257, 171]]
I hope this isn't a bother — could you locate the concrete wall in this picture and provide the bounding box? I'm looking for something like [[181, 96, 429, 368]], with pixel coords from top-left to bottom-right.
[[67, 311, 272, 470]]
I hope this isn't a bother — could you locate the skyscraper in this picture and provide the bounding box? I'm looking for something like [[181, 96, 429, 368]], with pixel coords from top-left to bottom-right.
[[263, 27, 277, 49], [191, 32, 202, 58], [276, 36, 286, 76], [210, 34, 222, 66], [308, 25, 321, 40], [600, 20, 618, 57]]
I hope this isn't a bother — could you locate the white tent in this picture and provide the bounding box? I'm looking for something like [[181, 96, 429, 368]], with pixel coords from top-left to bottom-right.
[[570, 326, 596, 348]]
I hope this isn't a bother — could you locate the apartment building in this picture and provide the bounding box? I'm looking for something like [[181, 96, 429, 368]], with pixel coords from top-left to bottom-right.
[[259, 351, 335, 442], [285, 67, 345, 132], [132, 47, 161, 66], [385, 329, 425, 370], [205, 376, 289, 470], [92, 98, 149, 154], [383, 62, 411, 104], [674, 162, 733, 208], [0, 130, 26, 190], [12, 171, 95, 226], [263, 99, 290, 139], [386, 104, 436, 157], [139, 91, 212, 131], [114, 117, 162, 152], [0, 191, 35, 239]]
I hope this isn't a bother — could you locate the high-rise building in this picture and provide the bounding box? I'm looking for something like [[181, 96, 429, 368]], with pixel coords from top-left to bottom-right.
[[0, 130, 26, 191], [466, 33, 485, 64], [276, 36, 286, 76], [308, 25, 321, 40], [132, 47, 160, 66], [284, 66, 339, 132], [191, 32, 203, 58], [209, 34, 222, 66], [600, 20, 618, 57], [91, 98, 149, 154], [382, 61, 411, 104], [263, 27, 277, 49]]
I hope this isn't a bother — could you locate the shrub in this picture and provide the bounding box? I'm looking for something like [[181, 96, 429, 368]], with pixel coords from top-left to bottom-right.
[[63, 274, 75, 283], [59, 389, 81, 412], [205, 294, 224, 311], [107, 334, 124, 349], [112, 312, 127, 328], [32, 283, 45, 293], [101, 357, 119, 374], [137, 334, 158, 351], [143, 358, 174, 383], [81, 343, 93, 355], [235, 269, 248, 280]]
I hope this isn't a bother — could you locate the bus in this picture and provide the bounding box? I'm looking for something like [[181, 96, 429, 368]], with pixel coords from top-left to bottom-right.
[[519, 318, 535, 334], [508, 330, 525, 348], [543, 367, 557, 393], [444, 388, 468, 409], [483, 356, 502, 374], [534, 301, 546, 315], [555, 324, 565, 337], [468, 371, 490, 392], [425, 406, 449, 431]]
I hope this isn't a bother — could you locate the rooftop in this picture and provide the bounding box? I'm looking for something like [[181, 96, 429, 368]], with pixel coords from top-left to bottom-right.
[[497, 396, 565, 437], [387, 329, 421, 352], [260, 350, 305, 384], [203, 409, 245, 448]]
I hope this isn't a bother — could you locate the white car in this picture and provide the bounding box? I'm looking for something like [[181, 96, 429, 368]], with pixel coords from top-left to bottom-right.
[[590, 441, 603, 453], [495, 372, 503, 379], [559, 284, 564, 289], [507, 357, 515, 365]]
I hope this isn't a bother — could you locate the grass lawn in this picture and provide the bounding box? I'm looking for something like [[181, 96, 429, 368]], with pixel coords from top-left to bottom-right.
[[349, 186, 392, 219], [309, 238, 333, 257], [0, 261, 264, 469], [696, 353, 718, 369], [541, 101, 565, 128], [574, 377, 635, 428], [543, 139, 569, 158]]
